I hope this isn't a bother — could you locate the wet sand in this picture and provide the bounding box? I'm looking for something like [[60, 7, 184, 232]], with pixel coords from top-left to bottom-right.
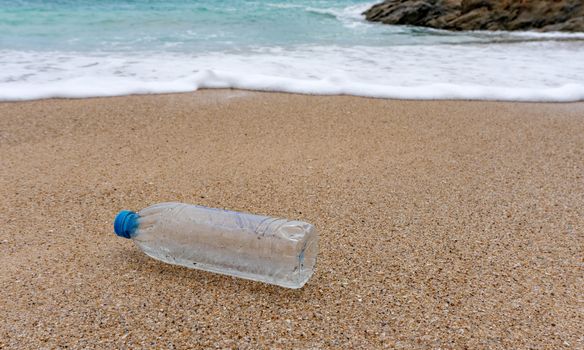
[[1, 91, 583, 348]]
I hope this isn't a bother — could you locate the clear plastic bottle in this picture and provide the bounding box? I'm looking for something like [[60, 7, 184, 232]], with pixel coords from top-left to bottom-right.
[[113, 202, 318, 289]]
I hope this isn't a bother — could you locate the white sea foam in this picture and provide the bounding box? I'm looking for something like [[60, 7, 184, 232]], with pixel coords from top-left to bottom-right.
[[472, 29, 584, 40], [1, 40, 584, 102], [267, 2, 377, 28], [304, 2, 377, 28]]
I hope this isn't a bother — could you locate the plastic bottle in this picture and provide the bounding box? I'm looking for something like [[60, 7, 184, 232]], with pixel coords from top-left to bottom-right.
[[113, 202, 318, 289]]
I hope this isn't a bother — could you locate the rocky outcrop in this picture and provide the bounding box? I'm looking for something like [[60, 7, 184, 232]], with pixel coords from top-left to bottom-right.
[[363, 0, 584, 32]]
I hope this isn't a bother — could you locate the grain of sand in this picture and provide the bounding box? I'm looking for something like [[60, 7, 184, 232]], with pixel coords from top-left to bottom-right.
[[1, 91, 583, 349]]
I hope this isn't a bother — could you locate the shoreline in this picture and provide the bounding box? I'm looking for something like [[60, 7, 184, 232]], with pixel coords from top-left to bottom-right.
[[1, 90, 583, 348], [3, 87, 584, 104]]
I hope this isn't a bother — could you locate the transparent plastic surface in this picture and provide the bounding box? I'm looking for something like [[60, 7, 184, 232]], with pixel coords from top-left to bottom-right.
[[131, 202, 318, 289]]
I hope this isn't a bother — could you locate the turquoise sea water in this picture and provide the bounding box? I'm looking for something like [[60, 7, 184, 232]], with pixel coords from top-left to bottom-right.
[[1, 0, 584, 101], [0, 0, 500, 51]]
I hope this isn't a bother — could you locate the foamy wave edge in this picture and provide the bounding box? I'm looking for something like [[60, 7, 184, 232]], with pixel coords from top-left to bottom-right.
[[1, 70, 583, 102]]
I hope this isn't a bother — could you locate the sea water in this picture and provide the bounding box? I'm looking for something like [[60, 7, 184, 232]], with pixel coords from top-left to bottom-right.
[[1, 0, 584, 101]]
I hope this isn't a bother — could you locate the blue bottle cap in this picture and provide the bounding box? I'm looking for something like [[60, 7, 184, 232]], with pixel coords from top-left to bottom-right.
[[114, 210, 139, 239]]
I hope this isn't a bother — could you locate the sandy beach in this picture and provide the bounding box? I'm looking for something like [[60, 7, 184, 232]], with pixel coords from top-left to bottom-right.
[[1, 90, 583, 348]]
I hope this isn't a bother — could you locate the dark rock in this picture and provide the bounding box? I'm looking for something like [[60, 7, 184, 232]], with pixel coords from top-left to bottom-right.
[[363, 0, 584, 32], [446, 7, 492, 30], [461, 0, 494, 12]]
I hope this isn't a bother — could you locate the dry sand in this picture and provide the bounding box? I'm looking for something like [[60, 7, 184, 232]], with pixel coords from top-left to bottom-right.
[[0, 90, 583, 349]]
